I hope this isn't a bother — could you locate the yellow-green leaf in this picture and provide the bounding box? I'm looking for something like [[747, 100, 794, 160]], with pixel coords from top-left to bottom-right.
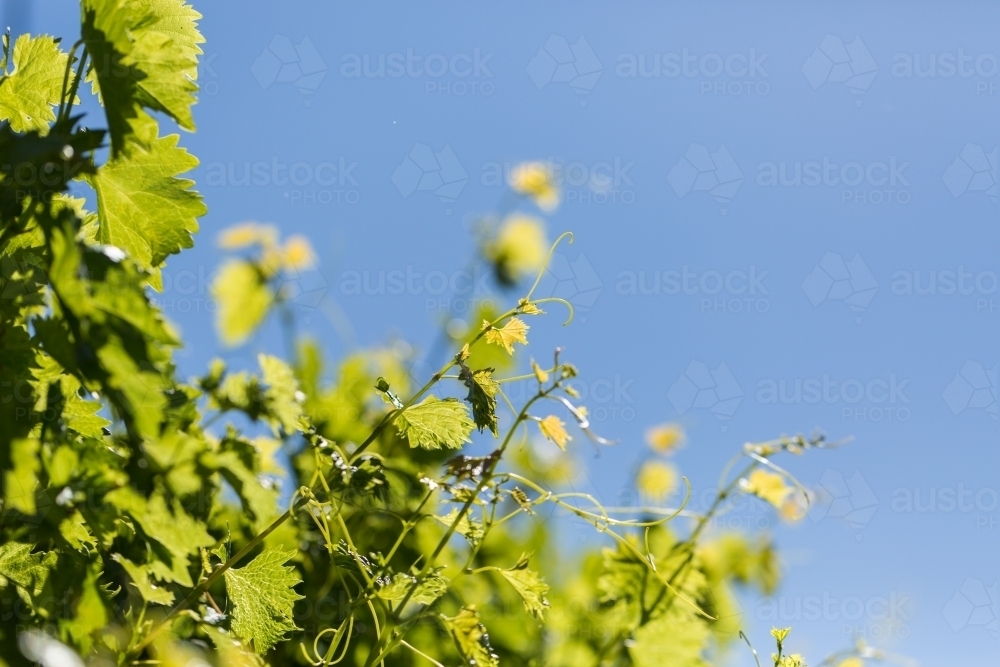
[[212, 260, 274, 346], [224, 547, 303, 654], [3, 438, 40, 514], [396, 396, 473, 450], [88, 129, 205, 272], [538, 415, 570, 450], [442, 607, 498, 667], [496, 554, 550, 620], [0, 34, 70, 133], [484, 317, 529, 355], [82, 0, 203, 155], [113, 554, 174, 606]]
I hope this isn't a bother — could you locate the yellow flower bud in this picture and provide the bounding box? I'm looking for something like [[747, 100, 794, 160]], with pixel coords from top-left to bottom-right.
[[218, 222, 278, 250], [742, 470, 793, 508], [644, 423, 685, 454], [637, 461, 678, 499], [281, 235, 316, 270], [485, 215, 548, 286], [509, 161, 559, 211]]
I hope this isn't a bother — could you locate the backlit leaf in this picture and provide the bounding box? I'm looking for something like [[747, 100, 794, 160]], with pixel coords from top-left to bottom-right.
[[496, 554, 550, 620], [396, 396, 473, 450], [0, 34, 71, 133], [483, 317, 529, 355], [224, 547, 302, 654], [442, 607, 498, 667]]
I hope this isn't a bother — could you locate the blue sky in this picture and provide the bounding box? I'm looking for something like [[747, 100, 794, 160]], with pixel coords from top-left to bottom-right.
[[22, 1, 1000, 664]]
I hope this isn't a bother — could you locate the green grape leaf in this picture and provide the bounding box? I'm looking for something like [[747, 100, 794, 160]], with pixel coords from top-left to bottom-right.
[[3, 438, 40, 514], [259, 354, 304, 434], [203, 625, 264, 667], [64, 565, 108, 654], [105, 488, 213, 587], [223, 547, 303, 654], [376, 570, 448, 607], [627, 609, 710, 667], [126, 0, 204, 128], [598, 535, 709, 635], [435, 508, 484, 545], [63, 385, 112, 438], [82, 0, 203, 155], [88, 130, 204, 273], [95, 342, 169, 440], [0, 542, 56, 603], [0, 34, 71, 133], [59, 516, 97, 551], [113, 554, 174, 606], [212, 260, 273, 346], [442, 607, 498, 667], [461, 366, 499, 437], [396, 396, 474, 450], [206, 450, 279, 533], [495, 554, 550, 620]]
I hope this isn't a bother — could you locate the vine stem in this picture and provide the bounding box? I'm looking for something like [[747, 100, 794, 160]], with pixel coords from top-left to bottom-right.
[[131, 306, 526, 656], [362, 386, 550, 667]]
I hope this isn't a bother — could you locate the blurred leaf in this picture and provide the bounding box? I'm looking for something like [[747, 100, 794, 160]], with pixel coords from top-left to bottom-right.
[[212, 260, 273, 346], [377, 570, 448, 606], [538, 415, 570, 450], [259, 354, 304, 433], [496, 554, 550, 620], [113, 554, 174, 606], [442, 607, 498, 667], [0, 542, 55, 605]]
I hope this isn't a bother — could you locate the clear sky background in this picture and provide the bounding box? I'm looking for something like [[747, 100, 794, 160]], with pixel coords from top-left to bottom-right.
[[19, 1, 1000, 664]]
